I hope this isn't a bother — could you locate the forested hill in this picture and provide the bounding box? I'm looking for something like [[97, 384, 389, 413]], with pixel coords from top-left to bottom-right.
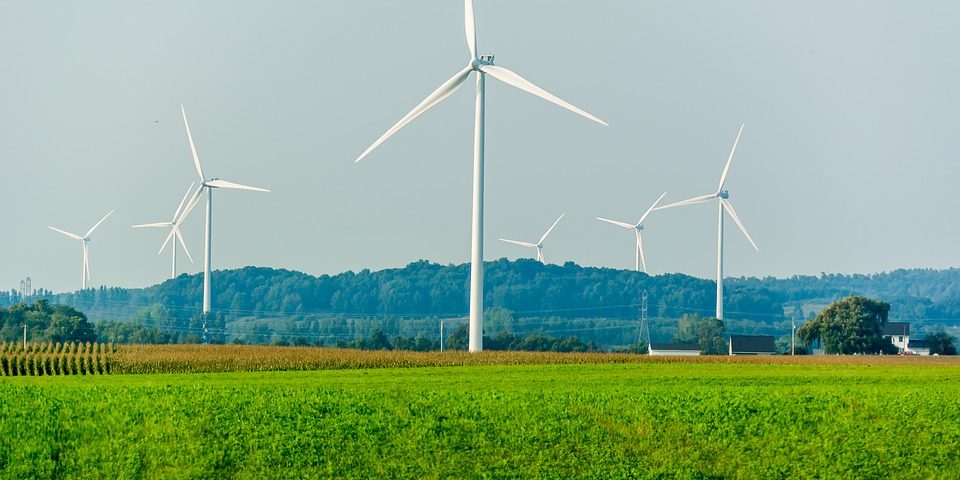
[[26, 259, 784, 323], [727, 268, 960, 321], [3, 261, 959, 343]]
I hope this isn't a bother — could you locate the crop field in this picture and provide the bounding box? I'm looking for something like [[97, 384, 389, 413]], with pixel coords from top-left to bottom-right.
[[1, 349, 959, 479]]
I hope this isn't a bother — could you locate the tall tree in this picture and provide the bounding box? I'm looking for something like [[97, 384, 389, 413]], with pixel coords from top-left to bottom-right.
[[673, 314, 726, 355], [925, 331, 957, 355], [797, 296, 896, 354]]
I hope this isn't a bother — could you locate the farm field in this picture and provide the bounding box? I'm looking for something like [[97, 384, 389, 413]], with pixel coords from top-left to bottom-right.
[[2, 353, 959, 479]]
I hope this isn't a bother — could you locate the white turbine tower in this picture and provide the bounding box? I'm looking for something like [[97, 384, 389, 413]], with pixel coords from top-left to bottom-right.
[[177, 105, 269, 316], [499, 213, 565, 264], [356, 0, 606, 352], [597, 191, 667, 273], [656, 124, 759, 320], [48, 210, 114, 290], [133, 182, 196, 279]]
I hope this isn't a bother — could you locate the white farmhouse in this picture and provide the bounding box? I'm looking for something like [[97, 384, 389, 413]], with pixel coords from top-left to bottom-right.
[[883, 322, 911, 353]]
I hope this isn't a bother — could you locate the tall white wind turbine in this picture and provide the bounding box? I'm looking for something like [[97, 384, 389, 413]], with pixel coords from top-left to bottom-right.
[[597, 191, 667, 273], [177, 105, 269, 317], [355, 0, 606, 352], [656, 124, 759, 320], [133, 182, 196, 279], [48, 210, 114, 290], [499, 213, 565, 264]]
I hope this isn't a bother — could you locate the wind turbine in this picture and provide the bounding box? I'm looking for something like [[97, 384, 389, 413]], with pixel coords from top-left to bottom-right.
[[133, 182, 196, 279], [597, 191, 667, 273], [355, 0, 606, 352], [177, 105, 269, 316], [499, 213, 565, 264], [655, 124, 758, 320], [48, 210, 114, 290]]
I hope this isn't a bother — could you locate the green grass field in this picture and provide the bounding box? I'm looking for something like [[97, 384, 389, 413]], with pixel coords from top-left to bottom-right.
[[2, 359, 959, 479]]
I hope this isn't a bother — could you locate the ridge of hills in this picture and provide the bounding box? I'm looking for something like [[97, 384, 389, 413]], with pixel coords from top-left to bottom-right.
[[5, 259, 960, 345]]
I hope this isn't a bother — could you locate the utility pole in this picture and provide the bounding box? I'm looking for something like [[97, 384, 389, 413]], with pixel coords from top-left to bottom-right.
[[440, 319, 445, 352], [638, 289, 649, 349], [791, 313, 796, 356]]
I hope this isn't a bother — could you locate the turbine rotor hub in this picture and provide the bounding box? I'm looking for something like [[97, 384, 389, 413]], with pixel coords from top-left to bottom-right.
[[719, 190, 730, 199], [474, 54, 495, 69]]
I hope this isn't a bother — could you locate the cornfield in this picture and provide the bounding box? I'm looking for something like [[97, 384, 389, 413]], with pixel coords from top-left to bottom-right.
[[0, 341, 116, 376], [2, 342, 957, 376], [110, 344, 960, 374]]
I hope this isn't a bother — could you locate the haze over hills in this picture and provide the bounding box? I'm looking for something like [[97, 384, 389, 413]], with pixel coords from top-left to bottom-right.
[[3, 259, 959, 347]]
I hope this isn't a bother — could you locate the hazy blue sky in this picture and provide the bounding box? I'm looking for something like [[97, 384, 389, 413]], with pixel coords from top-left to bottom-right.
[[2, 1, 959, 293]]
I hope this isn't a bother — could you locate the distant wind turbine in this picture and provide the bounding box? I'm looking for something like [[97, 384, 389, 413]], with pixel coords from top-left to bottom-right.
[[48, 210, 114, 290], [597, 191, 667, 273], [133, 182, 196, 279], [355, 0, 606, 352], [177, 105, 269, 316], [499, 213, 565, 263], [656, 124, 759, 320]]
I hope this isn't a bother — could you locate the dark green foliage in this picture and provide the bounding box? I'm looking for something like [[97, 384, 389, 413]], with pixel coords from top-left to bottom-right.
[[334, 327, 599, 353], [798, 296, 898, 354], [94, 321, 173, 344], [612, 342, 649, 354], [925, 332, 957, 355], [672, 314, 726, 354], [0, 300, 95, 344]]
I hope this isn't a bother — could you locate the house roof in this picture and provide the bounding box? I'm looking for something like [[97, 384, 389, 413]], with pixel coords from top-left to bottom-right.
[[649, 343, 701, 351], [729, 335, 776, 353], [883, 322, 910, 336]]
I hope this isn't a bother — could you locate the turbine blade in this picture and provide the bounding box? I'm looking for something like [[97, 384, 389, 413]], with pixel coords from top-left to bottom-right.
[[181, 105, 205, 181], [158, 227, 177, 255], [205, 179, 270, 192], [479, 65, 607, 126], [536, 246, 544, 264], [656, 194, 715, 210], [356, 66, 473, 163], [177, 186, 205, 225], [636, 230, 647, 273], [48, 226, 83, 240], [499, 238, 537, 248], [465, 0, 477, 60], [538, 213, 565, 244], [596, 217, 635, 229], [132, 222, 171, 229], [637, 191, 668, 225], [85, 210, 114, 238], [718, 123, 745, 193], [721, 199, 759, 252], [175, 227, 194, 263], [172, 181, 197, 222]]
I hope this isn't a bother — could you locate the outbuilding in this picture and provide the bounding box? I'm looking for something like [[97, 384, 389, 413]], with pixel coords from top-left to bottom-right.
[[648, 343, 701, 356], [906, 338, 930, 356], [728, 335, 776, 356]]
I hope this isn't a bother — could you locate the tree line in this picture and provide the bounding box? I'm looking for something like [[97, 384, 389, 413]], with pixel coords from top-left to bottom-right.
[[5, 261, 960, 348]]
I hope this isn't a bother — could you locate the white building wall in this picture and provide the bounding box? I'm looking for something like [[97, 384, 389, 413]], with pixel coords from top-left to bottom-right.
[[648, 349, 700, 356]]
